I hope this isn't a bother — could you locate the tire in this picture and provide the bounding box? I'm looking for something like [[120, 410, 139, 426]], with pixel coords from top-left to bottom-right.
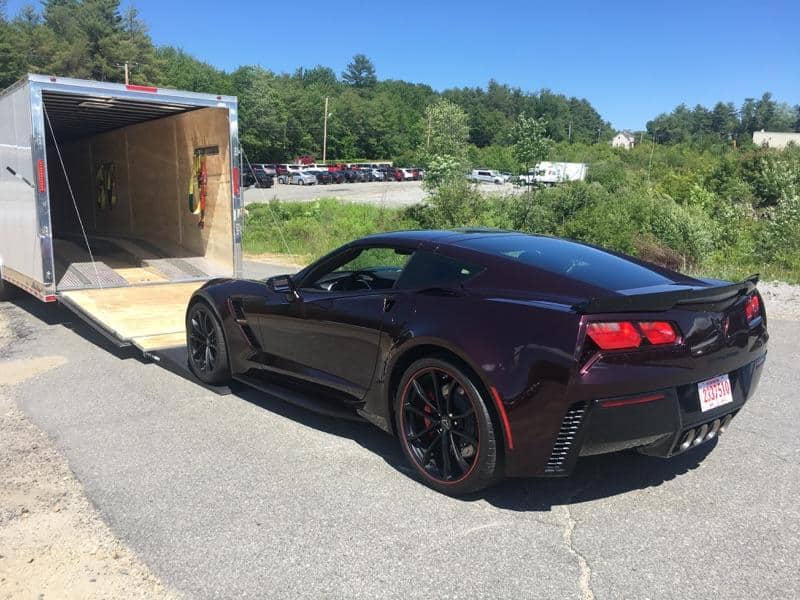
[[394, 357, 500, 495], [186, 301, 230, 385], [299, 179, 305, 185]]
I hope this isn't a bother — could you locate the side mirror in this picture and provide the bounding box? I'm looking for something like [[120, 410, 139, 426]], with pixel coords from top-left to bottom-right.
[[268, 275, 301, 300]]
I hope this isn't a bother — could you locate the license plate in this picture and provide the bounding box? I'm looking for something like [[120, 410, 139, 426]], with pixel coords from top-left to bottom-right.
[[698, 374, 733, 412]]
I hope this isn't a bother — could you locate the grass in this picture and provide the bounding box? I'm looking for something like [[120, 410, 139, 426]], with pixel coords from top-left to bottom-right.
[[243, 199, 414, 263], [244, 197, 800, 284]]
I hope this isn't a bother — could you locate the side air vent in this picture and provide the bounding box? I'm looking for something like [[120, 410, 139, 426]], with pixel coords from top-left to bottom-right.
[[228, 299, 261, 349], [544, 402, 588, 474]]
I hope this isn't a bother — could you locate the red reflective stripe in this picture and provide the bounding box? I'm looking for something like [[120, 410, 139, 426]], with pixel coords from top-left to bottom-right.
[[601, 393, 665, 409], [125, 84, 158, 93], [489, 386, 514, 450], [37, 159, 46, 192], [232, 167, 240, 195]]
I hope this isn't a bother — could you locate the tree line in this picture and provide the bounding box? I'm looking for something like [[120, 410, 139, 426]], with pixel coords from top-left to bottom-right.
[[1, 0, 798, 166]]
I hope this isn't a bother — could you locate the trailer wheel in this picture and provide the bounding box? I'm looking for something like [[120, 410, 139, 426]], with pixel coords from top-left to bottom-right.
[[187, 302, 230, 385]]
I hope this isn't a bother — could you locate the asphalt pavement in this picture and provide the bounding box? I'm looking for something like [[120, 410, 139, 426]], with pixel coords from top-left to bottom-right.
[[1, 287, 798, 599]]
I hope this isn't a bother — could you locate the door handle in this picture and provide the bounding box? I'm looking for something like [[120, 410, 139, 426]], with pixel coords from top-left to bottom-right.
[[383, 297, 396, 312]]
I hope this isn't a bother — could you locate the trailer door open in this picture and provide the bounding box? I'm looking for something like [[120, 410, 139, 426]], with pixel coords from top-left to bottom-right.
[[59, 282, 204, 352]]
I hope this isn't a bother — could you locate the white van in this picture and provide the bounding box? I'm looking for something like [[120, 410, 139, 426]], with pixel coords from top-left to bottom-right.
[[470, 169, 504, 184]]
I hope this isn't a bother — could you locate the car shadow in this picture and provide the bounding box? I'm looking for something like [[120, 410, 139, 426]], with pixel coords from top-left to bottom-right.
[[229, 377, 718, 512], [8, 295, 719, 512]]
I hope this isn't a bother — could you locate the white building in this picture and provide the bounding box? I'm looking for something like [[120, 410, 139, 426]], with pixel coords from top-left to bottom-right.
[[752, 130, 800, 149], [611, 130, 636, 149]]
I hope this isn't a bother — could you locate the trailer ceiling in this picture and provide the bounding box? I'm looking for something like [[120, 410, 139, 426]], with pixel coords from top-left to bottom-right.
[[42, 90, 198, 141]]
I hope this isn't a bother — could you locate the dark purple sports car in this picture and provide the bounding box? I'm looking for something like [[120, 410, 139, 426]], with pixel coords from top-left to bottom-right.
[[186, 230, 768, 495]]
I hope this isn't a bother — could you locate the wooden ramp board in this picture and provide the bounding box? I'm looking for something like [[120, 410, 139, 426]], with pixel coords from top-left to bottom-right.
[[59, 282, 203, 351]]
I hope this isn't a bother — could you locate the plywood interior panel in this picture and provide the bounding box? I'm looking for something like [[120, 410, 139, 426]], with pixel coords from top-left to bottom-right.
[[47, 106, 234, 285], [60, 282, 202, 343]]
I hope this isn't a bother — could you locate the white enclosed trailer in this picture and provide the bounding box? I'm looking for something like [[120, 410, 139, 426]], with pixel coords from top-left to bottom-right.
[[519, 162, 588, 186], [0, 74, 243, 352]]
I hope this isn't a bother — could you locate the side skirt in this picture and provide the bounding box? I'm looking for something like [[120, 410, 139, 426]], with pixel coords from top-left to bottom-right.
[[234, 373, 365, 422]]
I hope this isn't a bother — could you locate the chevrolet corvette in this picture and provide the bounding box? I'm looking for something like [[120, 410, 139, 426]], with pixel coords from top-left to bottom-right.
[[186, 230, 768, 495]]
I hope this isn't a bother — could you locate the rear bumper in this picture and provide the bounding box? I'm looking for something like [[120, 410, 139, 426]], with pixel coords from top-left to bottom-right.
[[541, 352, 767, 476]]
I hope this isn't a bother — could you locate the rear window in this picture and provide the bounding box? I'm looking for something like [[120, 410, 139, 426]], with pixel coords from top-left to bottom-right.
[[455, 235, 674, 291], [398, 251, 482, 290]]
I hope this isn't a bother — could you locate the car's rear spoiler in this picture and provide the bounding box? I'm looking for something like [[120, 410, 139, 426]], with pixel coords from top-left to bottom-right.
[[573, 275, 759, 314]]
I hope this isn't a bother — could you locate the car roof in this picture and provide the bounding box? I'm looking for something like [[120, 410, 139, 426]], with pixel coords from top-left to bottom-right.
[[356, 228, 512, 247]]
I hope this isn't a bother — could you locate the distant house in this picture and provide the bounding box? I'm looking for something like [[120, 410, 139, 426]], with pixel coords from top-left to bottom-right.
[[752, 130, 800, 149], [611, 131, 636, 149]]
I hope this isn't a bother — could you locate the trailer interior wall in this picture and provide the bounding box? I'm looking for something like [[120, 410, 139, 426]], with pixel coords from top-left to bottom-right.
[[45, 102, 234, 289]]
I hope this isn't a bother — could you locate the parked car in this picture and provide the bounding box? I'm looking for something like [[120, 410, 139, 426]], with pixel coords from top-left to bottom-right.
[[400, 168, 416, 181], [470, 169, 504, 184], [357, 169, 375, 182], [255, 163, 277, 176], [289, 172, 317, 185], [339, 169, 360, 183], [380, 167, 403, 182], [328, 171, 345, 184], [308, 170, 333, 184], [186, 230, 767, 496], [242, 166, 274, 188], [371, 168, 385, 181]]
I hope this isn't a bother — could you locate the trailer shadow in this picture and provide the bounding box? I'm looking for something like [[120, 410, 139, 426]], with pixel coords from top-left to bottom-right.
[[10, 294, 718, 513]]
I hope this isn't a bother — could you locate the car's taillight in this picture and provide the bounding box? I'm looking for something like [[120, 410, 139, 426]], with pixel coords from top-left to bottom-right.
[[745, 294, 760, 323], [639, 321, 678, 345], [586, 321, 679, 351], [586, 322, 641, 350]]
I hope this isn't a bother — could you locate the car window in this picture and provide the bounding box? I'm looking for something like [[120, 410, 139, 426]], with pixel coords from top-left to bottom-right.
[[397, 251, 483, 290], [455, 235, 674, 291], [302, 247, 414, 293]]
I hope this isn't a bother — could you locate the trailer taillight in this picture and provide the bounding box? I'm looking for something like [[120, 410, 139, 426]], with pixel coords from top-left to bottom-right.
[[125, 84, 158, 93], [37, 159, 46, 192], [233, 167, 240, 195]]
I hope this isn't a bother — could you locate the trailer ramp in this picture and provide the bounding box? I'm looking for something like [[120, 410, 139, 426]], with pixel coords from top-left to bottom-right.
[[59, 282, 203, 352]]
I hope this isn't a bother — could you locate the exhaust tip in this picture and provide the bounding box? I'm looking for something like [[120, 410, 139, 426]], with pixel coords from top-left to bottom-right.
[[679, 429, 696, 452], [719, 414, 734, 433], [693, 424, 709, 446], [706, 419, 721, 441]]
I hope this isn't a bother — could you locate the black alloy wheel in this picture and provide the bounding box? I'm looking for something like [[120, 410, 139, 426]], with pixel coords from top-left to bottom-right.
[[187, 302, 229, 385], [396, 358, 499, 495]]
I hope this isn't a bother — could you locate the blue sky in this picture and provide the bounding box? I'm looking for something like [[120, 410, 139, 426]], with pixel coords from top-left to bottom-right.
[[6, 0, 799, 129]]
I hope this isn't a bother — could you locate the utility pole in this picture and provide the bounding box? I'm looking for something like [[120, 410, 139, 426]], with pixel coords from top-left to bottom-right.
[[115, 62, 133, 84], [322, 96, 329, 164], [568, 120, 572, 143]]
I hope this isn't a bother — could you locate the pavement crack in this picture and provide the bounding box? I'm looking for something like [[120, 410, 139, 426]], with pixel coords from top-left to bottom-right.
[[559, 503, 595, 600]]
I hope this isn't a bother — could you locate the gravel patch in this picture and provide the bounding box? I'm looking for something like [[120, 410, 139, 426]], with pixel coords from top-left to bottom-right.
[[759, 281, 800, 321], [0, 310, 179, 599]]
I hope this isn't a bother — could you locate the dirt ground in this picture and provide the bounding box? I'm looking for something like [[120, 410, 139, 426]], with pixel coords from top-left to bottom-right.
[[0, 311, 177, 600]]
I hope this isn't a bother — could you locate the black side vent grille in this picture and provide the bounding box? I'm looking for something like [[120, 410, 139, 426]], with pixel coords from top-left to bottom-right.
[[545, 402, 588, 474], [229, 299, 261, 349]]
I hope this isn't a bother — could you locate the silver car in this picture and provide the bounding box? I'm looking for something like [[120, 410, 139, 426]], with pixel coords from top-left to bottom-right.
[[289, 172, 317, 185]]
